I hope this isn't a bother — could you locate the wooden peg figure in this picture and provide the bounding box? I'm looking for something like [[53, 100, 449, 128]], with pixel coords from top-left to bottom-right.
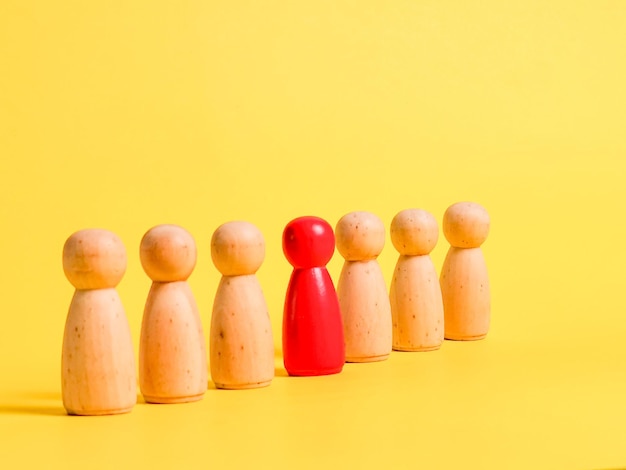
[[440, 202, 491, 340], [139, 225, 207, 403], [389, 209, 444, 351], [61, 229, 136, 415], [210, 221, 274, 389], [282, 216, 345, 376], [335, 211, 392, 362]]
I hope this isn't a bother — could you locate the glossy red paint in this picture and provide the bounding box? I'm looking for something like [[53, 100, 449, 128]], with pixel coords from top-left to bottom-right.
[[282, 216, 345, 376]]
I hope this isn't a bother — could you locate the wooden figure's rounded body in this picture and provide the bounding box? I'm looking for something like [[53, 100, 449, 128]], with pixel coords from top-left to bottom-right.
[[282, 216, 345, 376], [389, 209, 444, 352], [61, 228, 136, 416], [210, 221, 274, 389], [210, 275, 274, 389], [283, 267, 345, 375], [338, 260, 392, 362], [335, 210, 391, 363], [139, 224, 207, 403], [440, 202, 491, 340], [62, 289, 136, 415], [390, 255, 444, 351], [139, 281, 207, 403], [440, 247, 490, 340]]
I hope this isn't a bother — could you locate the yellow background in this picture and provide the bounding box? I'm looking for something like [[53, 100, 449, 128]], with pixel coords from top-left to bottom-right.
[[1, 1, 625, 468]]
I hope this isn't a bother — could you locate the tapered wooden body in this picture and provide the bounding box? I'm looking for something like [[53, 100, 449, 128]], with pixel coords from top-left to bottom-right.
[[440, 247, 490, 340], [283, 267, 345, 376], [139, 281, 207, 403], [390, 255, 444, 351], [338, 260, 392, 362], [62, 288, 136, 415], [210, 275, 274, 389]]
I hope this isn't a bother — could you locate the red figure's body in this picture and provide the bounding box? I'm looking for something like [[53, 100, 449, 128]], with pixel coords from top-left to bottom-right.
[[282, 217, 345, 376]]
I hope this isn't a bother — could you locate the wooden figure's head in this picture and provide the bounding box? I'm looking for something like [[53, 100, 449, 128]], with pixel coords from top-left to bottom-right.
[[390, 209, 439, 256], [140, 224, 197, 282], [443, 202, 490, 248], [282, 216, 335, 269], [335, 211, 385, 261], [211, 221, 265, 276], [63, 228, 127, 289]]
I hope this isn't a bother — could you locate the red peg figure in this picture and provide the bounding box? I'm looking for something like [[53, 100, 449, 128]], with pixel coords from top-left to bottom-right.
[[440, 202, 491, 340], [139, 225, 208, 403], [61, 229, 136, 416], [389, 209, 444, 351], [283, 216, 345, 376], [210, 221, 274, 389], [336, 211, 392, 362]]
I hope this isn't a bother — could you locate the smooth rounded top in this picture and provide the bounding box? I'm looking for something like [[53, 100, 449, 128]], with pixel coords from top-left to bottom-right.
[[211, 221, 265, 276], [63, 229, 127, 289], [443, 201, 490, 248], [335, 211, 385, 261], [390, 209, 439, 256], [283, 216, 335, 269], [140, 224, 197, 281]]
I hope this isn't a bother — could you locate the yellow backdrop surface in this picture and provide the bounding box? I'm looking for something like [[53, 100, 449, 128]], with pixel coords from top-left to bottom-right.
[[1, 1, 625, 468]]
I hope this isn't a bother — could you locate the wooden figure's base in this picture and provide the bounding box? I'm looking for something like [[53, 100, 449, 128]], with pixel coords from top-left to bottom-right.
[[66, 406, 134, 416], [393, 344, 442, 352], [143, 392, 205, 404], [286, 366, 343, 377], [214, 380, 272, 390], [346, 354, 389, 363], [444, 333, 487, 341]]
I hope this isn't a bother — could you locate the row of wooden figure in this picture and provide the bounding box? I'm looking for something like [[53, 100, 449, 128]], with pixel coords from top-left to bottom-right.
[[61, 201, 490, 416]]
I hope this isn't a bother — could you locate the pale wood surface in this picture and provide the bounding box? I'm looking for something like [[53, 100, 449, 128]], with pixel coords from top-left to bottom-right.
[[210, 221, 274, 389], [139, 225, 207, 403], [389, 209, 444, 351], [61, 229, 136, 415], [336, 212, 392, 363], [441, 202, 491, 340]]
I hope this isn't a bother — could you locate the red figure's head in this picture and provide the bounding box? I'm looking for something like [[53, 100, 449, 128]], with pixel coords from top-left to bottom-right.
[[283, 216, 335, 269]]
